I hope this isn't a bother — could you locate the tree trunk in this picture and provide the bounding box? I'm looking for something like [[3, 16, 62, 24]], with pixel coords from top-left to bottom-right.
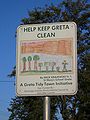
[[28, 62, 31, 71], [23, 62, 26, 71], [34, 61, 38, 71]]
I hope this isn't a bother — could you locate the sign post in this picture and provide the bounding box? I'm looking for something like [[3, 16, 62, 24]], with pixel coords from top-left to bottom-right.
[[43, 97, 50, 120], [16, 22, 77, 120]]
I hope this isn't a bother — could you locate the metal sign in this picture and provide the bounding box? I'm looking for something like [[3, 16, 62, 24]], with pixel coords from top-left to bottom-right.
[[16, 22, 77, 96]]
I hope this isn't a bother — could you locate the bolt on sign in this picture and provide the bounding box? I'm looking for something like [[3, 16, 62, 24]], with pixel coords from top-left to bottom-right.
[[16, 22, 77, 96]]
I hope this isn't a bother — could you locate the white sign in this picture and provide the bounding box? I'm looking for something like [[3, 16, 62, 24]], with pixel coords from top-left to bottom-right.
[[16, 22, 77, 96]]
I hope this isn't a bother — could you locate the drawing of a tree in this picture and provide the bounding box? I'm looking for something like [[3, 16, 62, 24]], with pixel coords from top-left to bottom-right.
[[62, 60, 68, 72], [28, 56, 32, 71], [33, 55, 40, 71], [50, 62, 56, 71], [44, 62, 50, 72], [56, 66, 60, 72], [22, 57, 27, 71], [38, 63, 43, 71]]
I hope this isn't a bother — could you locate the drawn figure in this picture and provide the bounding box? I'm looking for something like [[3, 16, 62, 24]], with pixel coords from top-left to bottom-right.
[[22, 57, 27, 71], [33, 55, 40, 71], [28, 56, 32, 71], [62, 60, 68, 72]]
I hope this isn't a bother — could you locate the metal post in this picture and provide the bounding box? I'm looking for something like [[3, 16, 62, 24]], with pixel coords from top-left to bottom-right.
[[43, 96, 50, 120]]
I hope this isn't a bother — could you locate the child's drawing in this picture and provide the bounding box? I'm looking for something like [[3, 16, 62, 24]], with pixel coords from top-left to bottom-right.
[[20, 39, 73, 74]]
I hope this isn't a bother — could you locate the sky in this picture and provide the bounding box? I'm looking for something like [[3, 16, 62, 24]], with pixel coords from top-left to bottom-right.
[[0, 0, 63, 119]]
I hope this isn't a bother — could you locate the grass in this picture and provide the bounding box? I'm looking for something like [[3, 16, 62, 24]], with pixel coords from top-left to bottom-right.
[[20, 70, 72, 75]]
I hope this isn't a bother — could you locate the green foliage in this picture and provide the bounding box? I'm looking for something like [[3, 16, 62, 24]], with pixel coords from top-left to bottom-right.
[[22, 57, 27, 62], [8, 66, 16, 77], [33, 55, 40, 61], [28, 56, 32, 61], [8, 0, 90, 120], [8, 97, 43, 120]]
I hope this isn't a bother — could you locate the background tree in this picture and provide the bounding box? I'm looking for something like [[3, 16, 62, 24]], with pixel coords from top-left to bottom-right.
[[8, 97, 43, 120], [8, 0, 90, 120]]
